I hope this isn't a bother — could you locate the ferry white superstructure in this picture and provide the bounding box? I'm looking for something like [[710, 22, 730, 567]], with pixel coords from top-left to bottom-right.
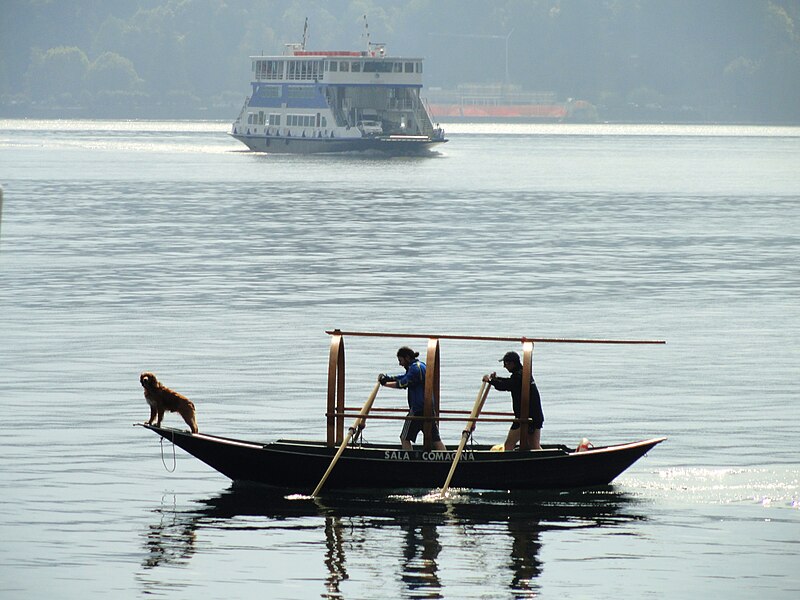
[[230, 42, 447, 154]]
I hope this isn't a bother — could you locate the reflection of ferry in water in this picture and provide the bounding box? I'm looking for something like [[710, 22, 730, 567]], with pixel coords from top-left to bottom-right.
[[427, 84, 598, 123], [230, 37, 447, 154]]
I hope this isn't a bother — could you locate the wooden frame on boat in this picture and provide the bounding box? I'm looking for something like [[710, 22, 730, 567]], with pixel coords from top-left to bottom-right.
[[325, 329, 666, 451]]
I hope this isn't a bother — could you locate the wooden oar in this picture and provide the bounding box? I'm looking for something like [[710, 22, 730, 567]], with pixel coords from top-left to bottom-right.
[[311, 382, 380, 497], [440, 381, 491, 497]]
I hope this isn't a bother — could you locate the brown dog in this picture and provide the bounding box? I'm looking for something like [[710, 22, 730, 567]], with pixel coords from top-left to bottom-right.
[[140, 371, 199, 433]]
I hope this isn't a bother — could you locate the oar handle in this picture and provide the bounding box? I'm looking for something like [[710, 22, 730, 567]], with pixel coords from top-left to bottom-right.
[[464, 380, 491, 434], [352, 381, 381, 431], [441, 381, 491, 497], [311, 382, 380, 497]]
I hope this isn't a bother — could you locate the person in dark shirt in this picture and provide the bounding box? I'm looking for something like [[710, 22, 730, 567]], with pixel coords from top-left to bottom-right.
[[483, 351, 544, 450], [379, 346, 446, 451]]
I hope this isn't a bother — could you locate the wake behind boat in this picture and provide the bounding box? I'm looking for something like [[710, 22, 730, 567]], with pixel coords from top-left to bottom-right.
[[230, 21, 446, 155], [139, 330, 666, 495]]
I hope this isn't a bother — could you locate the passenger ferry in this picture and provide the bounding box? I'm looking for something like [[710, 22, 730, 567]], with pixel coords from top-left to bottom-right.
[[230, 37, 447, 154]]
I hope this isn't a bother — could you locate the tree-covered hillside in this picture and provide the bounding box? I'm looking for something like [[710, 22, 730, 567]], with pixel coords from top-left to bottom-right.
[[2, 0, 799, 122]]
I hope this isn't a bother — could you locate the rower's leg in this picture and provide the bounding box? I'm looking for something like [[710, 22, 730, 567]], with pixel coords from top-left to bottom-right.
[[504, 428, 520, 451], [531, 428, 542, 450]]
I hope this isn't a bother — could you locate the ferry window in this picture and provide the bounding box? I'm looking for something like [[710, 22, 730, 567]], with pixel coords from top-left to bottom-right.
[[351, 62, 361, 72], [393, 62, 402, 73], [329, 61, 337, 72], [266, 60, 283, 80], [417, 62, 422, 73], [404, 62, 413, 73], [288, 86, 315, 99], [364, 61, 392, 73], [339, 61, 349, 72], [260, 86, 281, 98], [269, 114, 281, 126], [321, 116, 327, 127], [258, 111, 265, 125]]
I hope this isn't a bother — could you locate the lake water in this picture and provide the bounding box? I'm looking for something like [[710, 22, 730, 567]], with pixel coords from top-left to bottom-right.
[[1, 119, 799, 599]]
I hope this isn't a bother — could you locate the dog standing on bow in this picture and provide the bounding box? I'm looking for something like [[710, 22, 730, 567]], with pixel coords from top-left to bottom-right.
[[140, 371, 199, 433]]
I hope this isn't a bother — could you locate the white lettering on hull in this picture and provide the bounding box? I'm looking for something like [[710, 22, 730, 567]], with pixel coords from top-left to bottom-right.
[[383, 450, 475, 461]]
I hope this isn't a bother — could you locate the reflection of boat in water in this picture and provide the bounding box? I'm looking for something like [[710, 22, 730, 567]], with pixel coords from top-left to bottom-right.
[[141, 485, 645, 597], [139, 330, 665, 495], [229, 22, 446, 155], [189, 483, 643, 525], [427, 84, 599, 123]]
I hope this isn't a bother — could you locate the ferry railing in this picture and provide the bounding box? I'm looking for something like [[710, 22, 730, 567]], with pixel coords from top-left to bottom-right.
[[233, 97, 250, 129]]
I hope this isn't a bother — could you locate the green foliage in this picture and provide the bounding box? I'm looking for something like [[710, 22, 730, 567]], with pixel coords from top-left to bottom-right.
[[87, 52, 142, 93], [2, 0, 799, 122], [25, 46, 90, 101]]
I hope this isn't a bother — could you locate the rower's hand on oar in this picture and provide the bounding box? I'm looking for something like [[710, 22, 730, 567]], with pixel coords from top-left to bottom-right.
[[482, 372, 496, 383]]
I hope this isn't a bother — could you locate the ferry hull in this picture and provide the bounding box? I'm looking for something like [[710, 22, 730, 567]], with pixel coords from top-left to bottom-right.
[[231, 133, 446, 155]]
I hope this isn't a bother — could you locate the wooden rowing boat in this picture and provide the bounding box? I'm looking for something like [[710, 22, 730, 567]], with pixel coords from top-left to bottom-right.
[[143, 425, 665, 491], [139, 330, 666, 494]]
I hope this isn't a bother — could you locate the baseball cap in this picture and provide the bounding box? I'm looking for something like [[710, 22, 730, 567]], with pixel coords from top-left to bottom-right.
[[499, 351, 521, 364]]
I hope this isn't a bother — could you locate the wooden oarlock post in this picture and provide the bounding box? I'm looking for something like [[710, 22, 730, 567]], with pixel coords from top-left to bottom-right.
[[440, 381, 491, 497], [519, 341, 534, 450], [313, 381, 380, 497], [423, 338, 441, 451], [327, 332, 346, 446]]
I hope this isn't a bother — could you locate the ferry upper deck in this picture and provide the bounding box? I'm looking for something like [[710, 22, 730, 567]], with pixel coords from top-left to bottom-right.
[[251, 44, 424, 87]]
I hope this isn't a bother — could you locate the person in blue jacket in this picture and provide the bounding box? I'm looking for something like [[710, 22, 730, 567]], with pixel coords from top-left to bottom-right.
[[379, 346, 447, 451]]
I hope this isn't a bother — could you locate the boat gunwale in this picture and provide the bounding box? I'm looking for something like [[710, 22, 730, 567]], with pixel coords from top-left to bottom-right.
[[140, 424, 665, 459]]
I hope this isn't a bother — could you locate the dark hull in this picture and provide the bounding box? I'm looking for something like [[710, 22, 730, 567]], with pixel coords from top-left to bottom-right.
[[230, 133, 446, 155], [143, 425, 665, 493]]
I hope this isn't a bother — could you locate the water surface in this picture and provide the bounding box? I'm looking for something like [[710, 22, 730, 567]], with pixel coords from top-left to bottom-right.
[[1, 119, 799, 598]]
